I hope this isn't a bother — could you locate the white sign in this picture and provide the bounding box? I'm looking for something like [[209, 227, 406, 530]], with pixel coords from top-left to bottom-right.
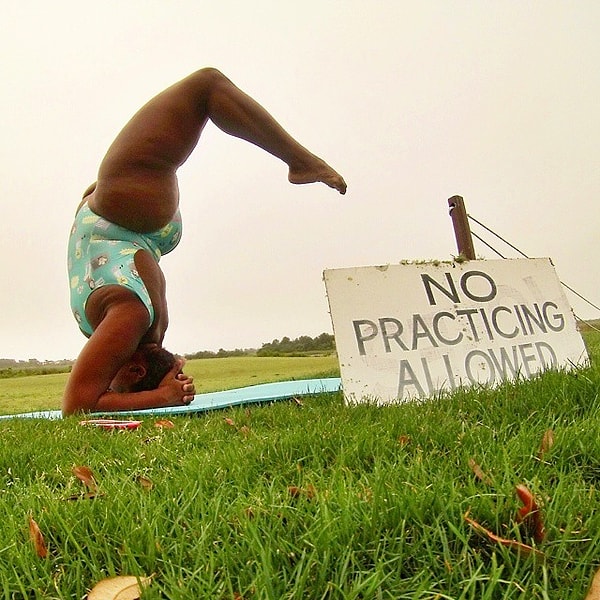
[[324, 258, 589, 404]]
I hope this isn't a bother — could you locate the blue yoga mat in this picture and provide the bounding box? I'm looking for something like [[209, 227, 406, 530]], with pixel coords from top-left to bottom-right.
[[0, 377, 342, 420]]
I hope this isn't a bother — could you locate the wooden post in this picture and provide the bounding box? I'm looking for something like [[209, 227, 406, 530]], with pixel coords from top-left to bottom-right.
[[448, 195, 476, 260]]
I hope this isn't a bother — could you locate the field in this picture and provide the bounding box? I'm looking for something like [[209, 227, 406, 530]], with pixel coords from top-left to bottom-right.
[[0, 355, 339, 415], [0, 336, 599, 598]]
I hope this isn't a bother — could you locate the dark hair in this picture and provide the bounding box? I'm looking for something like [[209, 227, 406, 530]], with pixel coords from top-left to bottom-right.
[[131, 346, 178, 392]]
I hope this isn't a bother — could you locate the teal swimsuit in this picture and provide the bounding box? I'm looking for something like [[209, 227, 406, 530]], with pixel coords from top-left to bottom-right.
[[68, 202, 182, 336]]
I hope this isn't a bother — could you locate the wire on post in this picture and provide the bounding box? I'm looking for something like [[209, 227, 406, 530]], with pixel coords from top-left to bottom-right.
[[448, 195, 476, 260], [446, 196, 600, 331]]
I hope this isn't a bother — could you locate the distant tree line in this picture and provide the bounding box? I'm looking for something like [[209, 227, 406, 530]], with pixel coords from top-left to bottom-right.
[[184, 348, 256, 360], [0, 358, 73, 378], [184, 333, 336, 360], [256, 333, 335, 357]]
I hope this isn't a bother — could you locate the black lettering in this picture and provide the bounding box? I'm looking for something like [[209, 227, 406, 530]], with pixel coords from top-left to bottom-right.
[[412, 314, 439, 349], [353, 320, 378, 356], [460, 270, 497, 302], [542, 302, 565, 332], [398, 359, 425, 397], [456, 308, 480, 341], [488, 346, 520, 379], [520, 303, 547, 334], [421, 272, 460, 305], [443, 354, 457, 389], [432, 311, 462, 345], [491, 306, 519, 339], [479, 308, 494, 341], [513, 304, 527, 333], [421, 357, 434, 394], [535, 341, 557, 369], [518, 343, 537, 377], [464, 349, 495, 385], [379, 318, 408, 352]]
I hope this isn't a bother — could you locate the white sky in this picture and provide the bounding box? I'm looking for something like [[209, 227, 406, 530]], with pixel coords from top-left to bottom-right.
[[1, 1, 598, 361]]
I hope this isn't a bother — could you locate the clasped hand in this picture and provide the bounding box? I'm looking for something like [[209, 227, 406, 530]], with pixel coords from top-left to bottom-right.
[[159, 358, 196, 405]]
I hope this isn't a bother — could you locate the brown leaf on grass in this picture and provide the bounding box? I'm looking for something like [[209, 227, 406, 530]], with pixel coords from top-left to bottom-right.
[[154, 419, 175, 429], [468, 458, 493, 486], [224, 417, 236, 427], [137, 476, 154, 491], [397, 435, 411, 447], [538, 429, 555, 459], [87, 575, 152, 600], [73, 465, 98, 493], [585, 565, 600, 600], [288, 484, 316, 500], [287, 486, 302, 498], [515, 484, 545, 543], [358, 485, 373, 503], [28, 516, 48, 558], [464, 511, 544, 560]]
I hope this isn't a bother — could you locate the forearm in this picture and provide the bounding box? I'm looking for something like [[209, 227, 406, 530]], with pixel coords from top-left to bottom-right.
[[63, 385, 189, 416], [93, 388, 178, 414]]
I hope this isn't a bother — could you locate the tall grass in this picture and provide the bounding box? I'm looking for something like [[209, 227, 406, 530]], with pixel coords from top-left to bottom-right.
[[0, 335, 598, 598]]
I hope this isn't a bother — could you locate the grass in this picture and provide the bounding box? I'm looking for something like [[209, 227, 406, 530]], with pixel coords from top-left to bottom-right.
[[0, 335, 599, 597]]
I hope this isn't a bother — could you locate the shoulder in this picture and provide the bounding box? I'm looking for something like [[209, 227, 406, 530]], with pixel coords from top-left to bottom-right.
[[85, 285, 151, 333]]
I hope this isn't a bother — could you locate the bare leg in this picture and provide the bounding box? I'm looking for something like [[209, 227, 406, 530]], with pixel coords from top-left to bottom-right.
[[200, 69, 347, 194], [94, 68, 347, 231]]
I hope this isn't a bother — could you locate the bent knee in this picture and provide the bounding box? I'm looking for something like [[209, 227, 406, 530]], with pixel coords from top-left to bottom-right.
[[188, 67, 232, 89], [195, 66, 224, 77]]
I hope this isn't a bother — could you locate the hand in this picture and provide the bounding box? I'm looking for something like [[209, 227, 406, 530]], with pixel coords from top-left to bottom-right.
[[177, 371, 196, 405], [158, 358, 196, 406]]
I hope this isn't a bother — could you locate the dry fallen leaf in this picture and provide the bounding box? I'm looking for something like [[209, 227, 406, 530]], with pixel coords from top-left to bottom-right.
[[154, 419, 174, 429], [288, 484, 316, 500], [28, 516, 48, 558], [397, 435, 411, 447], [538, 429, 555, 459], [515, 484, 545, 543], [73, 465, 98, 493], [464, 511, 544, 560], [585, 565, 600, 600], [224, 417, 236, 427], [137, 476, 154, 491], [468, 458, 493, 486], [87, 575, 152, 600]]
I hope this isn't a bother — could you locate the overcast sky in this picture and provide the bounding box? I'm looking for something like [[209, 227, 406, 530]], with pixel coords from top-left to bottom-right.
[[1, 1, 598, 361]]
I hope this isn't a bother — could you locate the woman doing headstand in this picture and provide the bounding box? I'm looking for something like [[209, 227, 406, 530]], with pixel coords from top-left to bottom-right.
[[63, 68, 346, 416]]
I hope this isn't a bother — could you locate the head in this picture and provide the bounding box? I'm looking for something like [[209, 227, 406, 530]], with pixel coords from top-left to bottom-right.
[[109, 345, 178, 393]]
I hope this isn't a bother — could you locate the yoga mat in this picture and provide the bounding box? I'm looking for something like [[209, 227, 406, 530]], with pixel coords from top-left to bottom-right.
[[0, 377, 342, 420]]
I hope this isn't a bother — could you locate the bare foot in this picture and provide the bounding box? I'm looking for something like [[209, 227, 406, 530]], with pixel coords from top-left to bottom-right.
[[288, 155, 347, 194]]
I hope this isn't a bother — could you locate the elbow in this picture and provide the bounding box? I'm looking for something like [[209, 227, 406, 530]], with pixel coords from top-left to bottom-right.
[[61, 392, 94, 418], [61, 399, 82, 418]]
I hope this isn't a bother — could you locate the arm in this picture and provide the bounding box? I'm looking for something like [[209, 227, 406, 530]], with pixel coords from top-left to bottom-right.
[[62, 298, 193, 416]]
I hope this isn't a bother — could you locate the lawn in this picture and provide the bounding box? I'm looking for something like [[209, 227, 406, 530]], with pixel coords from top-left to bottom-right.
[[0, 354, 339, 415], [0, 338, 599, 598]]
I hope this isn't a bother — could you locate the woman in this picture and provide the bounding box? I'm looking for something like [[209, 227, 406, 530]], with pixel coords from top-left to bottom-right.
[[63, 68, 347, 416]]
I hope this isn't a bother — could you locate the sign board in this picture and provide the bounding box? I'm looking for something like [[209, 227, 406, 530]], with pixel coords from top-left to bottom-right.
[[323, 258, 589, 404]]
